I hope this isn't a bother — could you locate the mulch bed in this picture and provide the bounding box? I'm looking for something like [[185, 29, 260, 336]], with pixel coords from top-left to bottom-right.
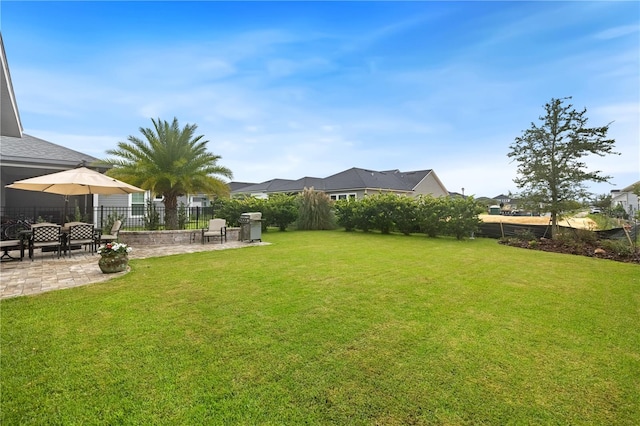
[[499, 237, 640, 264]]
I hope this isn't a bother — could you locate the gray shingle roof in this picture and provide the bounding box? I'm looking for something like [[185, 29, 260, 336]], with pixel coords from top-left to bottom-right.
[[231, 167, 435, 195], [0, 133, 98, 168], [235, 178, 297, 194], [324, 167, 430, 192], [228, 181, 258, 192]]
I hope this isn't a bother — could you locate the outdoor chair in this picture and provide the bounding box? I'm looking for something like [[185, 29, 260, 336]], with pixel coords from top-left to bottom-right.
[[97, 220, 122, 245], [67, 222, 96, 256], [202, 218, 227, 244], [29, 223, 62, 260]]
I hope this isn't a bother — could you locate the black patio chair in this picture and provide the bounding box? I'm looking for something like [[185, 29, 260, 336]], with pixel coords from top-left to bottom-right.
[[67, 223, 96, 256], [29, 223, 62, 260]]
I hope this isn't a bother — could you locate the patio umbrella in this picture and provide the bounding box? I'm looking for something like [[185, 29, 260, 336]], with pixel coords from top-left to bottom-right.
[[6, 167, 144, 195], [5, 167, 144, 221]]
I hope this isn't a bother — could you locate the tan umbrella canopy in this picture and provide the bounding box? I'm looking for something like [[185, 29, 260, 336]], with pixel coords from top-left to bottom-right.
[[6, 167, 144, 195], [6, 167, 145, 223]]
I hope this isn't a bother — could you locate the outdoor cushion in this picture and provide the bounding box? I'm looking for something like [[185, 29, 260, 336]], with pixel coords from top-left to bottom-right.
[[202, 219, 227, 244], [99, 220, 122, 244]]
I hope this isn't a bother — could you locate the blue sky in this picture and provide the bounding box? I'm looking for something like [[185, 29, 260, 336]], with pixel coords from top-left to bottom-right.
[[2, 1, 638, 198]]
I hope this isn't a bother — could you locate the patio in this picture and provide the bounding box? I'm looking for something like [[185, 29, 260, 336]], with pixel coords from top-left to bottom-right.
[[0, 240, 268, 300]]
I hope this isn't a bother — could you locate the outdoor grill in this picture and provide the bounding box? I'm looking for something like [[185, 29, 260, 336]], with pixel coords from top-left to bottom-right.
[[239, 212, 262, 242]]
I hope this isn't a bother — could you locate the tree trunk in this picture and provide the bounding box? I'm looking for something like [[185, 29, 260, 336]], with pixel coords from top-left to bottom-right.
[[164, 194, 179, 230], [551, 212, 559, 239]]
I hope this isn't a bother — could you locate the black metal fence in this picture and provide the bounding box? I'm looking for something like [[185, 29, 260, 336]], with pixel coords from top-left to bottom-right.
[[1, 205, 217, 234]]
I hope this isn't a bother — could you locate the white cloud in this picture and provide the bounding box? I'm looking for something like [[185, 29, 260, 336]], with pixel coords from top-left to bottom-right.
[[593, 24, 640, 40]]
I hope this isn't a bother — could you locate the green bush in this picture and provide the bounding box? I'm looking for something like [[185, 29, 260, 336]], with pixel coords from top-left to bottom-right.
[[443, 196, 482, 240], [143, 200, 161, 230], [334, 199, 358, 231], [557, 228, 597, 245], [216, 197, 267, 228], [177, 202, 188, 229], [267, 193, 298, 231], [391, 195, 418, 235], [367, 193, 398, 234], [334, 193, 480, 239], [102, 211, 127, 234], [416, 195, 447, 237], [600, 239, 636, 257], [513, 228, 536, 242]]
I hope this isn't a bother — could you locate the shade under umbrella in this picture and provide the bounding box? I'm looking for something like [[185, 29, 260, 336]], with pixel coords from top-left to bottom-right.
[[6, 167, 144, 195]]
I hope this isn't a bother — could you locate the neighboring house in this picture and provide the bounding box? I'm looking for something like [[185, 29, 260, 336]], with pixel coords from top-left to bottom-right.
[[611, 182, 640, 218], [493, 193, 520, 213], [231, 167, 448, 200]]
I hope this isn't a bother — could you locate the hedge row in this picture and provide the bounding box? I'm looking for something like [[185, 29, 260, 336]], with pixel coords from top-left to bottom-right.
[[213, 191, 482, 239], [334, 193, 482, 240]]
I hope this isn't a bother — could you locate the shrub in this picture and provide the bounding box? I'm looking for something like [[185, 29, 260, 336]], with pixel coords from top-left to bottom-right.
[[417, 195, 447, 237], [143, 200, 161, 230], [103, 211, 127, 233], [513, 228, 536, 242], [334, 199, 358, 231], [267, 193, 298, 231], [216, 197, 267, 228], [367, 193, 398, 234], [600, 239, 637, 257], [177, 202, 188, 229], [443, 196, 482, 240], [392, 195, 419, 235], [297, 188, 334, 230], [557, 228, 597, 245]]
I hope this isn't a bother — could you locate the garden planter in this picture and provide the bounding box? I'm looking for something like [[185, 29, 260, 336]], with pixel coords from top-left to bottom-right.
[[98, 254, 129, 273]]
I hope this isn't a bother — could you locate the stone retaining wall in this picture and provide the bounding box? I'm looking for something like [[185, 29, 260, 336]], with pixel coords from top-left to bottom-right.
[[118, 227, 240, 246]]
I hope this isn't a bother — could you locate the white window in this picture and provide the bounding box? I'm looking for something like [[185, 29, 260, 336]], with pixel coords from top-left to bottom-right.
[[330, 193, 357, 201], [131, 192, 145, 216]]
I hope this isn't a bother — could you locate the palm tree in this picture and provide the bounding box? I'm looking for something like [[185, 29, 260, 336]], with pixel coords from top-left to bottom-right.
[[104, 117, 233, 230]]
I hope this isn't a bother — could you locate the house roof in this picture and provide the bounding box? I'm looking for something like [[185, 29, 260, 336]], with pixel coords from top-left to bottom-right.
[[620, 181, 640, 192], [323, 167, 429, 192], [231, 167, 438, 195], [1, 33, 23, 138], [228, 181, 258, 192], [279, 176, 326, 192], [235, 178, 297, 194], [0, 133, 99, 169]]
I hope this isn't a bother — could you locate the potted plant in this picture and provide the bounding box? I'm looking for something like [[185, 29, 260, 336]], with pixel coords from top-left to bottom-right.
[[97, 242, 132, 273]]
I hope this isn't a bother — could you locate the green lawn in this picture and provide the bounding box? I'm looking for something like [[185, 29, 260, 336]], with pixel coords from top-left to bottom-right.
[[2, 231, 639, 424]]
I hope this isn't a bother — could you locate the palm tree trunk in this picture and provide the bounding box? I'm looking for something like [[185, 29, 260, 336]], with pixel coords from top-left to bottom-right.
[[164, 194, 179, 230]]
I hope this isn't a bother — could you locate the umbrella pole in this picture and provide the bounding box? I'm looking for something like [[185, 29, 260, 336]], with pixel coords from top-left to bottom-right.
[[64, 195, 69, 224]]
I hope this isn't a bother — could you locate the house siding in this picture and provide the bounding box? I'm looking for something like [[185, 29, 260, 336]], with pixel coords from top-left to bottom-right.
[[412, 173, 448, 197], [611, 183, 640, 217]]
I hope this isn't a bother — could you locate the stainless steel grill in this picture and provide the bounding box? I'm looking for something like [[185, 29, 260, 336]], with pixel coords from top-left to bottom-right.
[[239, 212, 262, 242]]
